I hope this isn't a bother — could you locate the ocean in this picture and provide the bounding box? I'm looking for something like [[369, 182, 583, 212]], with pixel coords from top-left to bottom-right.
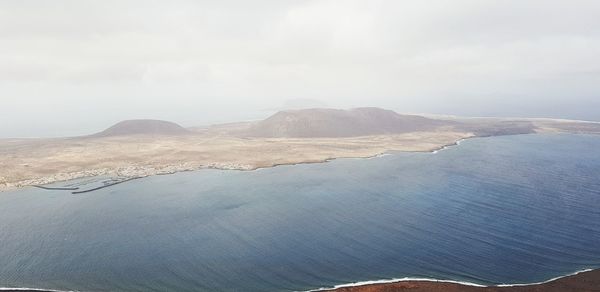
[[1, 134, 600, 291]]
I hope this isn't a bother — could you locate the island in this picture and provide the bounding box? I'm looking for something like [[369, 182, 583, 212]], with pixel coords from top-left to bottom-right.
[[1, 107, 600, 191]]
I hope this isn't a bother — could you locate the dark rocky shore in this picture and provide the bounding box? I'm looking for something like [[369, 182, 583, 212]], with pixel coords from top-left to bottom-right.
[[4, 269, 598, 292], [325, 269, 600, 292]]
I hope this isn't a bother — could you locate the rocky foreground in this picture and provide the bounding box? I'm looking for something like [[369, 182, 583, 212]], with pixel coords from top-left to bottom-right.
[[324, 269, 600, 292], [1, 269, 598, 292]]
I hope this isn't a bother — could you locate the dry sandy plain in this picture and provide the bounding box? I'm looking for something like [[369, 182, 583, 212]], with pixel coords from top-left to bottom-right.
[[0, 131, 470, 191]]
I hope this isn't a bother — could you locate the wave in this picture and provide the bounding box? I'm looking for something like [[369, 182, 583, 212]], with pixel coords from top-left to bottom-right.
[[431, 138, 466, 154], [496, 268, 592, 287], [304, 268, 593, 291]]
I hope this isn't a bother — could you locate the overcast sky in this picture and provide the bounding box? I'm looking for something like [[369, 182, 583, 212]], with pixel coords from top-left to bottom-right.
[[2, 0, 600, 137]]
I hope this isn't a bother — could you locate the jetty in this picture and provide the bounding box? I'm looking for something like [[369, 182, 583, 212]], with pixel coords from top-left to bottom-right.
[[71, 177, 141, 194], [32, 185, 80, 191]]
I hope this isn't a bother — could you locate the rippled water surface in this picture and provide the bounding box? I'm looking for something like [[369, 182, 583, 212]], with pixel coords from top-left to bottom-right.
[[1, 134, 600, 291]]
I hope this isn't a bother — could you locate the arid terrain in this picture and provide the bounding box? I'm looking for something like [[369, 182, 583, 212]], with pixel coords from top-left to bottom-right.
[[1, 107, 599, 191]]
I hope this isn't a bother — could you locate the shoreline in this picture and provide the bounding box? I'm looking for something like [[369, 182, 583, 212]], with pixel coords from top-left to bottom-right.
[[4, 132, 592, 193], [313, 268, 600, 292], [0, 135, 473, 193], [310, 268, 592, 291], [1, 268, 597, 292], [3, 114, 600, 193], [431, 137, 466, 154]]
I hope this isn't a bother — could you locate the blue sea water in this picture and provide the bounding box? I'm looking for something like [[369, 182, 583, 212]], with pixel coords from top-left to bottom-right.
[[1, 134, 600, 291]]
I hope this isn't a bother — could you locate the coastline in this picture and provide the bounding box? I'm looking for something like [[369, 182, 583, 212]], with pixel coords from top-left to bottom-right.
[[431, 137, 466, 154], [314, 268, 600, 292], [3, 113, 600, 193], [1, 268, 597, 292], [3, 133, 600, 291], [0, 153, 397, 192], [0, 133, 473, 192], [3, 131, 596, 193]]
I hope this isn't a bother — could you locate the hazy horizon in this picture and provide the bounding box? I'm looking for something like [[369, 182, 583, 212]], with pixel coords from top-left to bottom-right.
[[2, 0, 600, 138]]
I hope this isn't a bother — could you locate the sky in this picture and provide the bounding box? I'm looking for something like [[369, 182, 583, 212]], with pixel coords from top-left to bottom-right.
[[1, 0, 600, 138]]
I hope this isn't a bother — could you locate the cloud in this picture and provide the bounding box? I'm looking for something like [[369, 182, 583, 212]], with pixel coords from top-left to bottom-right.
[[1, 0, 600, 137]]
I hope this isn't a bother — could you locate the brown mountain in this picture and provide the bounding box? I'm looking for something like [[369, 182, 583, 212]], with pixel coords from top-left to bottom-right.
[[92, 119, 190, 137], [243, 107, 452, 138]]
